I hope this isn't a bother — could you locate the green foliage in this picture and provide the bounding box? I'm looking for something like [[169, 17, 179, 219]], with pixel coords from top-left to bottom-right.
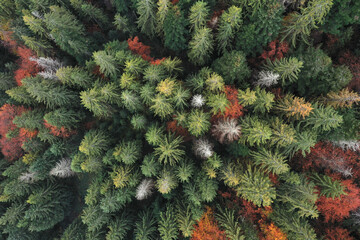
[[212, 50, 250, 86], [56, 66, 95, 89], [13, 109, 44, 130], [240, 116, 272, 146], [79, 129, 110, 156], [106, 212, 132, 240], [205, 72, 225, 92], [150, 94, 174, 119], [284, 129, 317, 157], [189, 1, 210, 31], [70, 0, 109, 28], [44, 108, 84, 129], [141, 154, 161, 177], [217, 6, 242, 53], [93, 51, 118, 78], [186, 109, 211, 137], [277, 175, 319, 219], [207, 93, 229, 115], [154, 133, 185, 165], [215, 207, 245, 240], [134, 210, 157, 240], [264, 57, 303, 85], [44, 6, 89, 59], [175, 201, 195, 237], [113, 140, 142, 164], [156, 168, 178, 194], [282, 0, 333, 46], [305, 103, 343, 132], [236, 164, 276, 207], [137, 0, 157, 37], [176, 159, 194, 183], [158, 204, 178, 240], [164, 6, 188, 52], [310, 173, 346, 199], [188, 27, 214, 65], [250, 148, 290, 175], [22, 76, 78, 109], [0, 72, 16, 91]]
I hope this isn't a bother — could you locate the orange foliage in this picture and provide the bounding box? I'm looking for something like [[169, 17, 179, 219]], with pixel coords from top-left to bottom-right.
[[127, 36, 165, 64], [0, 104, 30, 161], [43, 120, 77, 138], [191, 206, 227, 240], [260, 221, 287, 240], [212, 86, 244, 122], [260, 40, 289, 61], [1, 32, 40, 86], [166, 119, 191, 141], [316, 177, 360, 223], [324, 227, 354, 240]]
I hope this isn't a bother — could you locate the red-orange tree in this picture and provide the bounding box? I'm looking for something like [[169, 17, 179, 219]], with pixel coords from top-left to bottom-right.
[[191, 206, 227, 240]]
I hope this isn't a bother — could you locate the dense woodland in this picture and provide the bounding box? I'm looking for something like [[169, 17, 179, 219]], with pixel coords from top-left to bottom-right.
[[0, 0, 360, 239]]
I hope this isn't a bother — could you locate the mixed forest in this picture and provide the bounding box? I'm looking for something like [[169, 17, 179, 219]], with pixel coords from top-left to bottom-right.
[[1, 0, 360, 239]]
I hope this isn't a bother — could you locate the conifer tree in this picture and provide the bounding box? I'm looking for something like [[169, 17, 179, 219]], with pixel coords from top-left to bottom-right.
[[56, 66, 95, 89], [276, 94, 313, 119], [188, 27, 214, 65], [189, 1, 210, 31], [154, 133, 185, 165], [134, 210, 157, 240], [240, 116, 272, 146], [79, 129, 110, 156], [156, 0, 171, 35], [175, 201, 195, 237], [156, 168, 178, 194], [93, 51, 118, 78], [305, 103, 343, 132], [207, 93, 229, 115], [113, 140, 142, 165], [137, 0, 157, 37], [270, 118, 296, 147], [158, 204, 178, 240], [325, 88, 360, 109], [215, 207, 245, 240], [282, 0, 333, 46], [236, 164, 276, 207], [264, 57, 303, 84], [22, 76, 78, 109], [251, 148, 290, 175], [70, 0, 110, 28], [163, 6, 188, 52], [150, 94, 174, 119], [310, 173, 346, 199], [44, 6, 89, 58], [216, 6, 242, 53], [187, 109, 211, 137]]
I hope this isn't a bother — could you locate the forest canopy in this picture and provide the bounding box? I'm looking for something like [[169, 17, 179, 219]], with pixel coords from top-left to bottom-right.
[[0, 0, 360, 239]]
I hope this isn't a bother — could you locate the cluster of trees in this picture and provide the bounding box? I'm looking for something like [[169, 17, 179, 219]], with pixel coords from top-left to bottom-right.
[[0, 0, 360, 239]]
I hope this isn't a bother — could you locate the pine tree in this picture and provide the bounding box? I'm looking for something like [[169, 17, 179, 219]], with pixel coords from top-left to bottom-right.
[[156, 0, 171, 35], [175, 201, 195, 237], [154, 133, 185, 165], [93, 51, 118, 78], [252, 87, 274, 113], [236, 164, 276, 207], [44, 6, 89, 58], [277, 175, 319, 218], [240, 116, 272, 146], [44, 108, 84, 129], [310, 173, 346, 199], [134, 210, 157, 240], [79, 129, 110, 156], [80, 88, 114, 118], [106, 212, 133, 240], [305, 103, 343, 132], [171, 86, 190, 110], [156, 168, 178, 194], [70, 0, 110, 28], [56, 66, 95, 89], [250, 148, 290, 175], [111, 165, 133, 188], [188, 27, 214, 65], [163, 6, 188, 52], [137, 0, 157, 37], [81, 205, 111, 232], [220, 161, 242, 187], [156, 78, 176, 96], [264, 57, 303, 84], [22, 76, 79, 109], [141, 154, 161, 177], [238, 88, 257, 107], [205, 73, 225, 92], [21, 35, 51, 57], [12, 109, 44, 131], [276, 94, 313, 119], [207, 93, 229, 115], [284, 129, 317, 157], [121, 90, 143, 113], [282, 0, 333, 46], [216, 6, 242, 53], [215, 207, 245, 240], [189, 1, 210, 31], [23, 14, 47, 37], [150, 94, 174, 119], [187, 109, 211, 137], [158, 204, 178, 240], [113, 140, 142, 165], [325, 88, 360, 108], [270, 117, 296, 147]]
